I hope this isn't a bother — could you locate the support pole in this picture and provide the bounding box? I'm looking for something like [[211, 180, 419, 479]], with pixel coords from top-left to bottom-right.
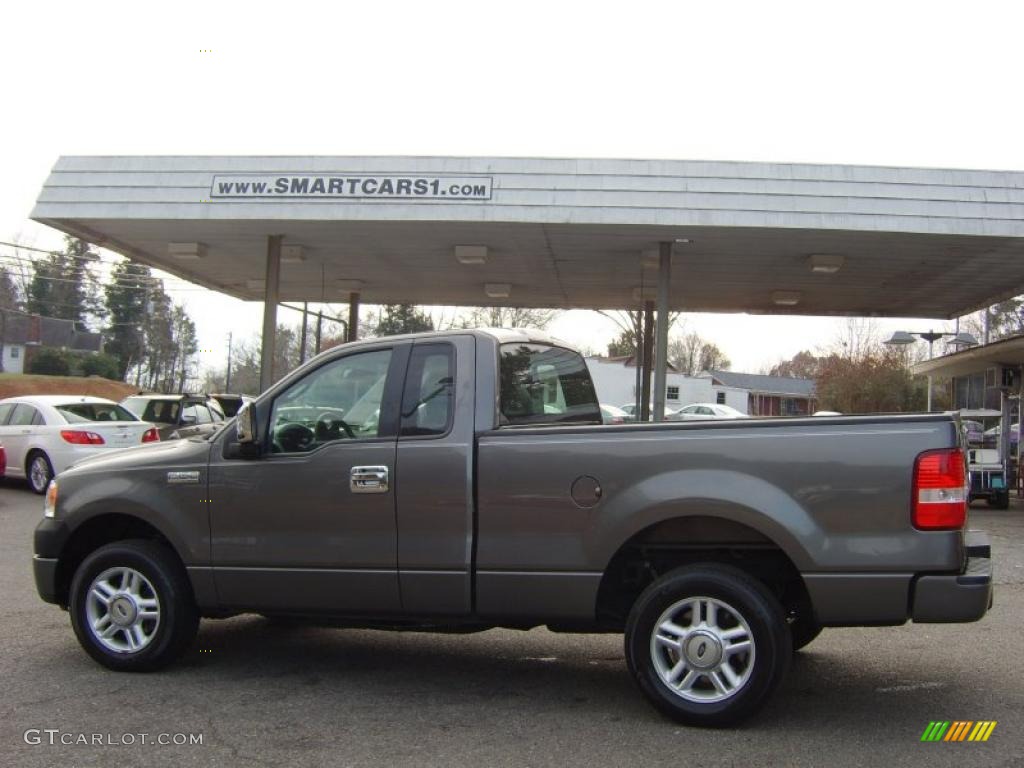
[[315, 312, 323, 354], [652, 241, 672, 423], [259, 235, 282, 393], [999, 389, 1011, 466], [298, 302, 309, 364], [347, 292, 360, 343], [926, 338, 935, 412], [633, 315, 643, 420], [225, 332, 233, 391], [640, 301, 654, 422]]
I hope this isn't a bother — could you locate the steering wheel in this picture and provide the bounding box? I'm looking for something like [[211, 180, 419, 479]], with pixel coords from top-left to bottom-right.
[[315, 411, 356, 440], [274, 423, 316, 452]]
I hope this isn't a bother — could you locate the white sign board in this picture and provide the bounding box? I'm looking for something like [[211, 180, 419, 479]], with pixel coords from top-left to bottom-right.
[[211, 174, 493, 201]]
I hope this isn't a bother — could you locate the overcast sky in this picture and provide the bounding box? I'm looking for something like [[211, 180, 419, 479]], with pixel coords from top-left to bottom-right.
[[2, 0, 1021, 374]]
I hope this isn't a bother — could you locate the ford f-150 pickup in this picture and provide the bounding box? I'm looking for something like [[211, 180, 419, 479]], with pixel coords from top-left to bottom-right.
[[33, 328, 993, 726]]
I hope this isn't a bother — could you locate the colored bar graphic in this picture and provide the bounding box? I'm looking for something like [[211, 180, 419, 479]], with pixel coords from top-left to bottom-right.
[[922, 720, 996, 742], [944, 721, 972, 741]]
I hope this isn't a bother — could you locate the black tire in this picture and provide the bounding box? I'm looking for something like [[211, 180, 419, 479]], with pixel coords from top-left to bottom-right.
[[625, 563, 791, 727], [26, 451, 53, 495], [789, 616, 823, 651], [69, 539, 199, 672]]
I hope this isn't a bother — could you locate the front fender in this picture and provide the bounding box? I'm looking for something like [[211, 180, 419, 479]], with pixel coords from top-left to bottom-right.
[[59, 464, 210, 567]]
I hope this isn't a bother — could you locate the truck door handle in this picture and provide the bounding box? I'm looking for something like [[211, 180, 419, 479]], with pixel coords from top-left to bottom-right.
[[350, 465, 389, 494]]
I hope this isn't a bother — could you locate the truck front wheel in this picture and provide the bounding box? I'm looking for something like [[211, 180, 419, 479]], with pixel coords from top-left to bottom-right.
[[625, 564, 791, 726], [69, 540, 199, 672]]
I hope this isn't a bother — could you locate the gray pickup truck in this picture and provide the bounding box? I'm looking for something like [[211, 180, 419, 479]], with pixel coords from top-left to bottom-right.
[[33, 329, 993, 726]]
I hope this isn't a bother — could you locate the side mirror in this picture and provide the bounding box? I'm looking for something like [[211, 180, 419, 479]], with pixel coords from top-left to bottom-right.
[[236, 402, 256, 444], [180, 414, 197, 425]]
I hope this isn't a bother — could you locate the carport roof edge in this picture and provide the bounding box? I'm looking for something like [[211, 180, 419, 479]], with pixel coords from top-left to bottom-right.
[[29, 155, 1024, 316]]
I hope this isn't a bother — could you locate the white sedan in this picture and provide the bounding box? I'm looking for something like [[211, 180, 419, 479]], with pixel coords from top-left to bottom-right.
[[674, 403, 750, 420], [0, 396, 159, 493]]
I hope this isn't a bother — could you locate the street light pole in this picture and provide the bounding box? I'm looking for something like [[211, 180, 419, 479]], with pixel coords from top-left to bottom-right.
[[883, 328, 978, 412]]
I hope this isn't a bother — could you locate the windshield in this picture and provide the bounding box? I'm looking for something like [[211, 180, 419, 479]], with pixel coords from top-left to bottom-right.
[[58, 402, 138, 423], [498, 343, 601, 427]]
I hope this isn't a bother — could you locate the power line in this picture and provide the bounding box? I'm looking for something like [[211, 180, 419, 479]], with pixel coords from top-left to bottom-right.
[[0, 258, 209, 293]]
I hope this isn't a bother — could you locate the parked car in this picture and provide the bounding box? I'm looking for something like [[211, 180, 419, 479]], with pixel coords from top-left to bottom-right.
[[618, 403, 681, 421], [120, 394, 227, 440], [600, 404, 632, 424], [209, 393, 255, 419], [0, 396, 158, 493], [35, 329, 992, 727], [675, 403, 750, 420]]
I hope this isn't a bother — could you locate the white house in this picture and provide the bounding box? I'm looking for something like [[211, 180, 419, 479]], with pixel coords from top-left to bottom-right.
[[586, 356, 749, 413]]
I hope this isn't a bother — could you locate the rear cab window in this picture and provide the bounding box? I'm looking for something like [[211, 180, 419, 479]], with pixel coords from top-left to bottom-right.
[[401, 343, 454, 437], [498, 343, 601, 427]]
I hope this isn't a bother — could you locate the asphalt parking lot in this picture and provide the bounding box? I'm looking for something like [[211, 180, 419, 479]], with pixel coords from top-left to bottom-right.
[[1, 481, 1021, 768]]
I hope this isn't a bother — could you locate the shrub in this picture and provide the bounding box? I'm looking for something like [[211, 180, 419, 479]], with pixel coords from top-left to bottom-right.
[[80, 353, 120, 380], [27, 348, 72, 376]]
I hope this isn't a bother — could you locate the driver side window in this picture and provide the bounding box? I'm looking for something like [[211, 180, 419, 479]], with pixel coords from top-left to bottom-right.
[[269, 349, 393, 453]]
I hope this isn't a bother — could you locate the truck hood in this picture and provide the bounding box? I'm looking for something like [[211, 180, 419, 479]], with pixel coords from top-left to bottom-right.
[[61, 436, 211, 477]]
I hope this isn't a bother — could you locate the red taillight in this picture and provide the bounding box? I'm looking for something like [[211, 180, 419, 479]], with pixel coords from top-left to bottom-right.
[[60, 430, 105, 445], [142, 428, 160, 443], [912, 448, 967, 530]]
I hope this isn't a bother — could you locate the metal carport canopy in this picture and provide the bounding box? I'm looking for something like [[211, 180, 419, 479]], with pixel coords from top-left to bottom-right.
[[31, 155, 1024, 400], [30, 155, 1024, 317]]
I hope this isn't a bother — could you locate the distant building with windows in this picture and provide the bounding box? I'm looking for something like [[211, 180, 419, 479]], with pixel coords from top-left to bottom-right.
[[586, 356, 748, 412], [0, 312, 103, 374], [702, 370, 816, 416]]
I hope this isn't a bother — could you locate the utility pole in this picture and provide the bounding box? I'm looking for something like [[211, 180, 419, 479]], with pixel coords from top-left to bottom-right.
[[225, 331, 233, 391]]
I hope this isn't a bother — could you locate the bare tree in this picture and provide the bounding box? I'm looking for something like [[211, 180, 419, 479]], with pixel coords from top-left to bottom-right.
[[457, 306, 561, 330], [668, 331, 731, 375]]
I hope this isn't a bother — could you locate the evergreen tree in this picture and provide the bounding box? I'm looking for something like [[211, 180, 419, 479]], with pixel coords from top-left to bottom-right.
[[27, 236, 103, 329], [374, 305, 434, 336], [104, 261, 153, 379]]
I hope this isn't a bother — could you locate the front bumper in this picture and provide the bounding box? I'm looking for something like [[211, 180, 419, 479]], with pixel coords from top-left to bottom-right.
[[33, 517, 70, 605], [911, 530, 994, 623], [33, 556, 60, 604]]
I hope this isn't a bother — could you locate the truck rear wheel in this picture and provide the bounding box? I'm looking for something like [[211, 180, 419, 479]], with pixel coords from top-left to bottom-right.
[[69, 539, 199, 672], [624, 564, 791, 727]]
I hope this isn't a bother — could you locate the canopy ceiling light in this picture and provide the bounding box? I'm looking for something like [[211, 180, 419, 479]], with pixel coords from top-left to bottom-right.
[[281, 245, 305, 263], [454, 245, 488, 265], [485, 283, 511, 299], [771, 291, 802, 306], [808, 254, 845, 274], [167, 242, 206, 260], [336, 279, 365, 292]]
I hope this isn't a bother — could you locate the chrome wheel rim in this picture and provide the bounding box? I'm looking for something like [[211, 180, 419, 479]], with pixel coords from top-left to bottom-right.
[[29, 458, 49, 492], [85, 567, 161, 654], [649, 596, 756, 703]]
